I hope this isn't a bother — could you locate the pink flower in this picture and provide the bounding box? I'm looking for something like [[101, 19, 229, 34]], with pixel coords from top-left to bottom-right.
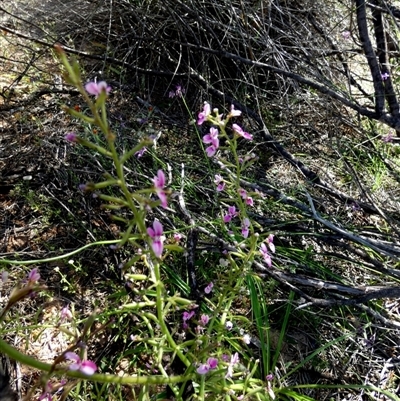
[[153, 170, 168, 208], [241, 218, 250, 238], [223, 206, 238, 223], [65, 132, 77, 142], [173, 233, 183, 242], [204, 282, 213, 294], [183, 310, 195, 321], [199, 314, 210, 326], [228, 105, 242, 118], [205, 144, 218, 157], [65, 352, 97, 375], [342, 30, 351, 40], [203, 127, 219, 146], [208, 357, 218, 369], [147, 220, 164, 258], [238, 188, 247, 199], [381, 72, 390, 80], [260, 243, 272, 267], [198, 102, 211, 125], [266, 234, 275, 253], [135, 147, 146, 158], [203, 127, 219, 157], [246, 197, 254, 206], [60, 306, 72, 322], [214, 175, 225, 192], [85, 81, 111, 97], [168, 84, 185, 98], [225, 352, 239, 378], [196, 357, 218, 375], [27, 268, 40, 283], [153, 169, 166, 189], [232, 124, 253, 140]]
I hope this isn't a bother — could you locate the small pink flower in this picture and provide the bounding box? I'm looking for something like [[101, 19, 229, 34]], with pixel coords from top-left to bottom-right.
[[214, 175, 225, 192], [153, 169, 166, 189], [342, 30, 351, 40], [246, 197, 254, 206], [241, 218, 250, 238], [205, 144, 218, 157], [224, 206, 238, 223], [203, 127, 219, 157], [183, 310, 195, 321], [228, 104, 242, 117], [65, 132, 77, 142], [65, 352, 97, 375], [381, 72, 390, 80], [238, 188, 247, 199], [196, 357, 218, 374], [199, 314, 210, 326], [198, 102, 211, 125], [147, 220, 164, 258], [169, 84, 185, 98], [153, 170, 168, 208], [203, 127, 219, 146], [60, 306, 72, 322], [208, 357, 218, 369], [27, 268, 40, 283], [85, 81, 111, 97], [173, 233, 183, 242], [266, 234, 275, 253], [135, 147, 146, 158], [260, 243, 272, 267], [232, 124, 253, 140], [204, 282, 213, 294], [197, 364, 210, 375]]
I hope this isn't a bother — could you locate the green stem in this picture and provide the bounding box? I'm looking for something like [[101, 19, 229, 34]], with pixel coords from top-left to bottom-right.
[[0, 339, 191, 385], [0, 240, 119, 265]]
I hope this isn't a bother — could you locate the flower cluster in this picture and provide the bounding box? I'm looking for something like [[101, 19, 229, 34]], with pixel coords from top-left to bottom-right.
[[197, 102, 252, 158]]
